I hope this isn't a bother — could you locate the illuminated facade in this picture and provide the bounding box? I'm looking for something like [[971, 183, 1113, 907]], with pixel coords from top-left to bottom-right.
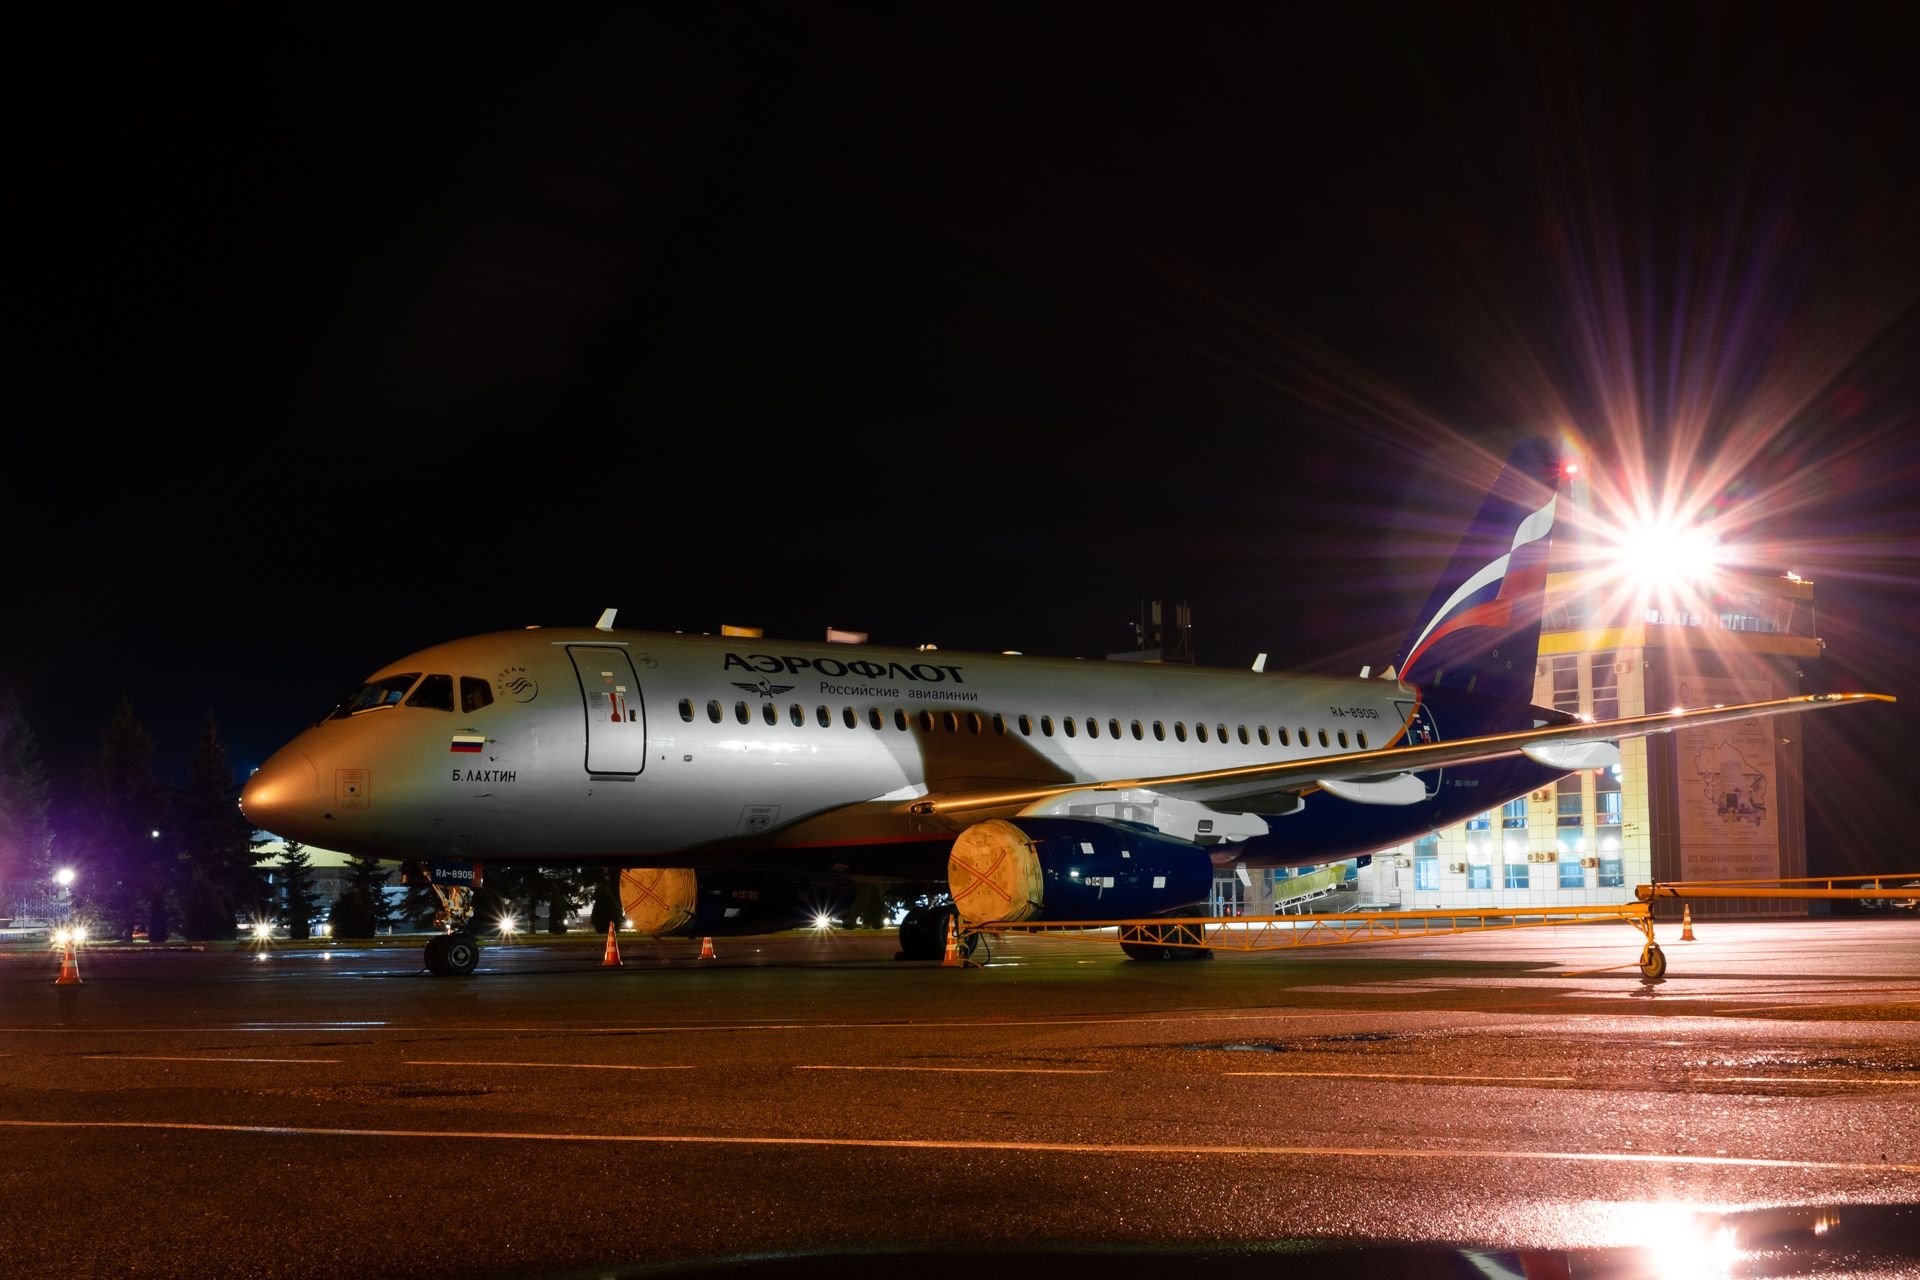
[[1351, 568, 1821, 918]]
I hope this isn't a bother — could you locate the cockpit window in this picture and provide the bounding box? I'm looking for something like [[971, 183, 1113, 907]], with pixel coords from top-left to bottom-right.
[[330, 674, 421, 718], [406, 674, 455, 712], [460, 678, 494, 713]]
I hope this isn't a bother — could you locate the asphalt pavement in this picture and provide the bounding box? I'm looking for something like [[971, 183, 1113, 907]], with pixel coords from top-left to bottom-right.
[[3, 918, 1919, 1278]]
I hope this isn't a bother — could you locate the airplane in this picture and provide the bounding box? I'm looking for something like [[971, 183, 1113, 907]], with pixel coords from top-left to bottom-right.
[[240, 437, 1892, 975]]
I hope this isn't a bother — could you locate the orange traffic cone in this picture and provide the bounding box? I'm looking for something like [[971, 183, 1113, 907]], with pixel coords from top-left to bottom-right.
[[1680, 904, 1696, 942], [53, 936, 83, 986], [941, 915, 964, 967], [698, 936, 716, 960], [601, 922, 623, 967]]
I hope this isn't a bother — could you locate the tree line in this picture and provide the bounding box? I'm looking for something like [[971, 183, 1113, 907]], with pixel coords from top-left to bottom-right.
[[0, 692, 624, 941]]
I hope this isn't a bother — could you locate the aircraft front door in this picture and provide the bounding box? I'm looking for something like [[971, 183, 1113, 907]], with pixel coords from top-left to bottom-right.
[[568, 646, 647, 775]]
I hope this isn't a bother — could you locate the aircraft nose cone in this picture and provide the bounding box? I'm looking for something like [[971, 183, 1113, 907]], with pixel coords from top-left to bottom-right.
[[242, 748, 321, 837]]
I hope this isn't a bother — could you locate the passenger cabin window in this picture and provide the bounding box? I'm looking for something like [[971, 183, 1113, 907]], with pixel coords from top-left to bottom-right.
[[1337, 730, 1348, 748], [761, 702, 777, 726], [944, 711, 959, 733], [1318, 729, 1329, 747], [405, 674, 455, 712], [1152, 721, 1165, 741], [1111, 718, 1123, 739], [1238, 725, 1250, 745], [1174, 722, 1187, 742], [735, 702, 750, 724], [332, 674, 420, 718], [1041, 716, 1054, 737], [920, 711, 936, 733], [1277, 727, 1290, 746], [791, 704, 805, 727], [1357, 731, 1368, 749], [462, 678, 494, 713], [869, 708, 883, 730], [1019, 715, 1033, 736], [1195, 723, 1208, 743], [842, 707, 857, 728], [678, 699, 694, 722], [1257, 726, 1270, 746], [818, 705, 832, 727], [895, 709, 909, 731], [708, 700, 723, 723], [993, 714, 1007, 735], [1085, 718, 1098, 739], [1064, 716, 1077, 738], [1217, 723, 1228, 744], [1131, 720, 1144, 740]]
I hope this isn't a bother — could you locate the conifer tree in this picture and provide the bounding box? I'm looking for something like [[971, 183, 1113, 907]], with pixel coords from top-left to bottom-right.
[[81, 698, 170, 939], [274, 839, 322, 939], [176, 713, 260, 939], [0, 692, 54, 916]]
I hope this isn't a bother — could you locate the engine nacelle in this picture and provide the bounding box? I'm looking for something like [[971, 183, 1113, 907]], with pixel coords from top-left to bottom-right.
[[619, 867, 839, 937], [947, 817, 1213, 924]]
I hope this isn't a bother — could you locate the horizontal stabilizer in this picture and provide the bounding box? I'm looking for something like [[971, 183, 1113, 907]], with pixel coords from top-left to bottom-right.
[[1521, 740, 1621, 771], [1314, 774, 1428, 806]]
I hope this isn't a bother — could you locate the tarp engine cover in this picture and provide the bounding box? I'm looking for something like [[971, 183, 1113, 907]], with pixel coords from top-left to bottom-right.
[[947, 817, 1213, 924], [619, 867, 819, 937]]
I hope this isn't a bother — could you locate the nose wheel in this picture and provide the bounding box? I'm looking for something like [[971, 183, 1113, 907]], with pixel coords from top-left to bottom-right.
[[425, 932, 481, 976]]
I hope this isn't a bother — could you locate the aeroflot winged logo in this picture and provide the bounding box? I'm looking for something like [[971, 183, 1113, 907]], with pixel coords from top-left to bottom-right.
[[732, 679, 796, 699]]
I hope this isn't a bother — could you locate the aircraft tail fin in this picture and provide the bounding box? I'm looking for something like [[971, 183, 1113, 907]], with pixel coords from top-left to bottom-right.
[[1396, 437, 1563, 703]]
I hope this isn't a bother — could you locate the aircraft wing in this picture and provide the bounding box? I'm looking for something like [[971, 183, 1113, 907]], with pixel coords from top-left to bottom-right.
[[903, 692, 1893, 822]]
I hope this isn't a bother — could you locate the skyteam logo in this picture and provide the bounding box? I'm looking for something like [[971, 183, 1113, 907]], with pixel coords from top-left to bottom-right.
[[1400, 495, 1556, 685]]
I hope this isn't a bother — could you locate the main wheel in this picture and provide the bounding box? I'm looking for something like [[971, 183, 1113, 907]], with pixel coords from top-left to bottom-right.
[[441, 932, 481, 976], [1639, 942, 1667, 980], [1119, 924, 1214, 962]]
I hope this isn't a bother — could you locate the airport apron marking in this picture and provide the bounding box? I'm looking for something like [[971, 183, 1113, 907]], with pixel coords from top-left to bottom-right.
[[4, 1119, 1916, 1175]]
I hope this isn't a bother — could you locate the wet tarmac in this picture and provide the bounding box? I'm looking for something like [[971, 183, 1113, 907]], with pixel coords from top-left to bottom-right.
[[3, 917, 1919, 1278]]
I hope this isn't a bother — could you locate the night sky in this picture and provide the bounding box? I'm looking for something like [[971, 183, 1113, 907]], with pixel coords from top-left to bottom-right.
[[8, 7, 1919, 866]]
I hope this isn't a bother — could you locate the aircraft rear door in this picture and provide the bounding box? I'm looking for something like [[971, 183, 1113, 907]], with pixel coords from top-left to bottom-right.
[[568, 646, 647, 775], [1393, 698, 1442, 797]]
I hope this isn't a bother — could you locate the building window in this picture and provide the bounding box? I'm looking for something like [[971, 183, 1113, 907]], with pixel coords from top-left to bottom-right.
[[1466, 811, 1492, 832], [1558, 860, 1585, 888], [1598, 857, 1624, 888], [1414, 834, 1439, 890], [1549, 655, 1579, 713], [1468, 864, 1492, 889], [1590, 650, 1619, 720], [1502, 798, 1528, 829], [1595, 767, 1623, 826], [1504, 862, 1529, 889]]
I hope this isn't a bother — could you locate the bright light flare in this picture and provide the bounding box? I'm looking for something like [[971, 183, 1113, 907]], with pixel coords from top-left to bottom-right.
[[497, 916, 519, 936], [1608, 517, 1725, 592], [811, 912, 836, 931], [54, 868, 75, 887]]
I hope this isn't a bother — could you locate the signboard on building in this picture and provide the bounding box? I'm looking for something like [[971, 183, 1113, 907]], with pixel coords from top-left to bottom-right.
[[1673, 675, 1780, 881]]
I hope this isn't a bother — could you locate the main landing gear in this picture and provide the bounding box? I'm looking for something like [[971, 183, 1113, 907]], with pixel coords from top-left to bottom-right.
[[896, 903, 978, 962]]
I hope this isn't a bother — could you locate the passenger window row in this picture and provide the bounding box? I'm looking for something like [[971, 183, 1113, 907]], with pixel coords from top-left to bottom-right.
[[673, 698, 1367, 751]]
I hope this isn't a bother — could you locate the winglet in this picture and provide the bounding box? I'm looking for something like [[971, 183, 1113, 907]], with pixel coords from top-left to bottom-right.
[[595, 608, 618, 632]]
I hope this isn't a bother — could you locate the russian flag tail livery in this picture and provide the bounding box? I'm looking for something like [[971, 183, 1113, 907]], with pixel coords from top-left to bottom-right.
[[1396, 436, 1563, 704]]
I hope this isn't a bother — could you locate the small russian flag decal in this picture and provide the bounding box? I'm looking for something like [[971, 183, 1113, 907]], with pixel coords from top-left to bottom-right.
[[450, 734, 485, 753]]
